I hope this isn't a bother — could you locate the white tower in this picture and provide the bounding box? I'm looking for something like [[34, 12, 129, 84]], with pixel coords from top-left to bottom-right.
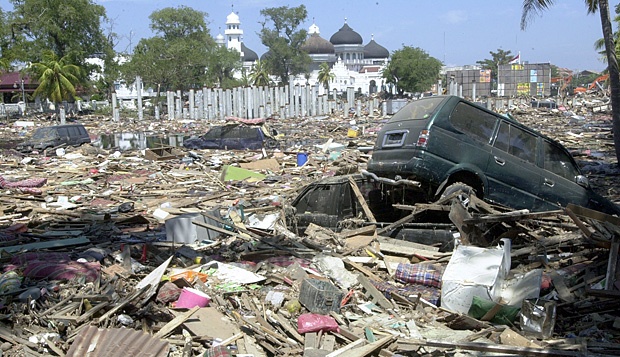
[[225, 9, 242, 54]]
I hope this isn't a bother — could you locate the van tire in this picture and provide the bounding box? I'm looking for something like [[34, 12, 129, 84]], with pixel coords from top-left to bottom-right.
[[441, 182, 476, 207], [264, 139, 279, 149]]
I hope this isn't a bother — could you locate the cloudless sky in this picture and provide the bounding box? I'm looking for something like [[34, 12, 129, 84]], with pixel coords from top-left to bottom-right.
[[2, 0, 618, 72]]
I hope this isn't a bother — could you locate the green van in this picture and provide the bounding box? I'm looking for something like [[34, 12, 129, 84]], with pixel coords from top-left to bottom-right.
[[367, 95, 620, 215]]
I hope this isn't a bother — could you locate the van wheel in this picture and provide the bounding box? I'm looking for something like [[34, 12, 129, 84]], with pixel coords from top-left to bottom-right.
[[264, 139, 278, 149], [441, 182, 476, 208]]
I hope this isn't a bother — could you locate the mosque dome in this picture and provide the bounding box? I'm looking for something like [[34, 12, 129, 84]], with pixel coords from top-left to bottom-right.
[[330, 21, 363, 45], [226, 11, 240, 25], [309, 23, 320, 35], [215, 33, 225, 46], [364, 36, 389, 59], [241, 43, 258, 62], [302, 33, 335, 55]]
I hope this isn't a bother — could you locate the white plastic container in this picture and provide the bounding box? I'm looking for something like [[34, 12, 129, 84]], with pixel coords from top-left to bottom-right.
[[441, 239, 511, 314]]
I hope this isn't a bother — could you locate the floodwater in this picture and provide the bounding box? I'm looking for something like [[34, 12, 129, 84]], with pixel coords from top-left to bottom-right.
[[93, 132, 188, 151]]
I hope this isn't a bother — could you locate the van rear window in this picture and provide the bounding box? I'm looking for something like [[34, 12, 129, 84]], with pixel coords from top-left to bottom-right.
[[390, 97, 444, 121]]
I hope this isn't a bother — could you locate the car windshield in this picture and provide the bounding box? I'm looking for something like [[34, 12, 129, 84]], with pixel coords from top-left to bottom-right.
[[31, 128, 57, 140], [390, 97, 445, 122]]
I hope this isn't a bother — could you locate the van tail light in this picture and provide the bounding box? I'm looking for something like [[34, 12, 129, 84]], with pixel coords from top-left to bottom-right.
[[416, 130, 429, 147]]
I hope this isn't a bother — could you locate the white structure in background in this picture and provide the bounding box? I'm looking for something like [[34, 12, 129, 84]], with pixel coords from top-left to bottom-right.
[[292, 20, 389, 95], [86, 56, 155, 102], [228, 13, 390, 95], [215, 10, 259, 75]]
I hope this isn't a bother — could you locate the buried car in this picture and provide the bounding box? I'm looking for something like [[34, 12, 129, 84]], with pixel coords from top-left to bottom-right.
[[16, 124, 91, 153], [366, 95, 620, 215], [183, 124, 279, 150], [286, 171, 457, 250]]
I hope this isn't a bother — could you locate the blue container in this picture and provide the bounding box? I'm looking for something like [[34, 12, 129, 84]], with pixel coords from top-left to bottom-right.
[[297, 153, 308, 167]]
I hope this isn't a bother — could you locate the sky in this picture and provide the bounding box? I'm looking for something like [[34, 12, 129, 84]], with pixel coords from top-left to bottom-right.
[[2, 0, 618, 72]]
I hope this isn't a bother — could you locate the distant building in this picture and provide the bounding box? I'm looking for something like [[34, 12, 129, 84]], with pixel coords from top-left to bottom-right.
[[443, 62, 552, 98], [219, 12, 390, 95]]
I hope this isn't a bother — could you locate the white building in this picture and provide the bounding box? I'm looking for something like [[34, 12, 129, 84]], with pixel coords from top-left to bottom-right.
[[220, 12, 390, 95]]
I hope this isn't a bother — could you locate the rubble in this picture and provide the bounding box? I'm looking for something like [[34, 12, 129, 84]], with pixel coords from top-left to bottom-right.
[[0, 95, 619, 356]]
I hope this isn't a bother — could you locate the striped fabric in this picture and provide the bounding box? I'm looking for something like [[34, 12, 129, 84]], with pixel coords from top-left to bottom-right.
[[395, 263, 444, 288]]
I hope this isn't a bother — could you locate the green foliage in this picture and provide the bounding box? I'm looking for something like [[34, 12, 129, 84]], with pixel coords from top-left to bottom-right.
[[121, 6, 216, 92], [382, 46, 442, 95], [317, 62, 334, 90], [476, 48, 516, 85], [8, 0, 110, 67], [29, 50, 81, 104], [249, 60, 271, 87], [205, 45, 242, 88], [259, 5, 311, 85]]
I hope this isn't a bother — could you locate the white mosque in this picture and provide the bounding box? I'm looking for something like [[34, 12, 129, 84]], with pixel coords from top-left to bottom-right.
[[215, 11, 390, 96]]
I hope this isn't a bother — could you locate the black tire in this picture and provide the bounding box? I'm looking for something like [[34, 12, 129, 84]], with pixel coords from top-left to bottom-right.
[[264, 139, 279, 149], [441, 182, 476, 207]]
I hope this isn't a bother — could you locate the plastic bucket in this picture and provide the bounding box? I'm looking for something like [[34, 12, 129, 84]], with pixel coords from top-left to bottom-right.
[[297, 153, 308, 167], [175, 287, 211, 308]]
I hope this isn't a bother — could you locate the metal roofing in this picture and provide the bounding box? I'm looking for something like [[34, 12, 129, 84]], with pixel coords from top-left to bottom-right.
[[66, 325, 170, 357]]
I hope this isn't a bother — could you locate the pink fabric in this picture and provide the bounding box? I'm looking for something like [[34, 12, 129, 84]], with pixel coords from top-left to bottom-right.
[[0, 176, 47, 188], [22, 261, 100, 282]]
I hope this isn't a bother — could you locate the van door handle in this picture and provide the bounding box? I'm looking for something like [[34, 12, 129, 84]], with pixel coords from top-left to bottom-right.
[[494, 156, 505, 166], [544, 178, 555, 187]]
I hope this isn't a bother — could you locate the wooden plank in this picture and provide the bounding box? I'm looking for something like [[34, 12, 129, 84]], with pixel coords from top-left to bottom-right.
[[348, 176, 376, 223], [565, 206, 593, 238], [567, 203, 620, 226], [331, 335, 395, 357], [153, 306, 200, 339], [550, 272, 575, 303], [321, 334, 336, 352], [397, 338, 583, 356], [377, 238, 446, 259], [338, 225, 376, 239], [0, 236, 90, 253], [95, 285, 149, 324], [325, 339, 365, 357], [304, 332, 318, 350], [357, 274, 393, 309], [605, 236, 619, 290], [273, 312, 305, 344], [377, 212, 416, 235], [343, 258, 381, 282]]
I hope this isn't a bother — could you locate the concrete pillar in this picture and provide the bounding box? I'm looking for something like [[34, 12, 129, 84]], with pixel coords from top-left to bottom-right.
[[300, 85, 307, 117], [215, 88, 228, 119], [189, 89, 195, 120], [136, 76, 143, 121], [112, 93, 118, 122]]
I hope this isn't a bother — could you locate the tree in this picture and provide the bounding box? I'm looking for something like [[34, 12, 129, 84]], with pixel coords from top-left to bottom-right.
[[594, 4, 620, 62], [259, 5, 311, 85], [521, 0, 620, 164], [29, 50, 81, 105], [317, 62, 334, 90], [121, 6, 215, 94], [382, 46, 442, 96], [476, 48, 516, 88], [249, 60, 271, 87], [8, 0, 110, 70], [204, 45, 242, 89]]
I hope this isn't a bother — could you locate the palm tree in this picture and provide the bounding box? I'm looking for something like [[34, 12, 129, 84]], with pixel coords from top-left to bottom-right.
[[317, 62, 335, 91], [29, 51, 82, 112], [249, 60, 271, 87], [521, 0, 620, 163]]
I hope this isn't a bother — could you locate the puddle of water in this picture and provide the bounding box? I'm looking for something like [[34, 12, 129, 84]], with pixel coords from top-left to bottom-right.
[[93, 133, 188, 151]]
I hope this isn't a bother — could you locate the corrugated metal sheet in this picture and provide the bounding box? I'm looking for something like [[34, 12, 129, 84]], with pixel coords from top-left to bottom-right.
[[66, 325, 170, 357]]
